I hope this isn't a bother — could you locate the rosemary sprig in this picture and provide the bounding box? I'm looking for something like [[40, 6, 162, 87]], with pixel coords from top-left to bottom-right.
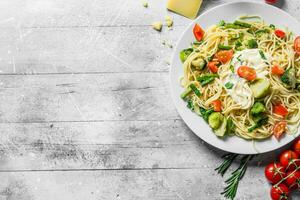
[[221, 155, 255, 200], [215, 153, 238, 176]]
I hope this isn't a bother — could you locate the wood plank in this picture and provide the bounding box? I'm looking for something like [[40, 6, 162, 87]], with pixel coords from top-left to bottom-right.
[[0, 73, 180, 122], [0, 168, 280, 200], [0, 26, 181, 74], [0, 119, 222, 170]]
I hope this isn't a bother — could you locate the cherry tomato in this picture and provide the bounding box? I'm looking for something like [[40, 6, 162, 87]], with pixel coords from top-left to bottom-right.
[[208, 61, 219, 73], [193, 24, 205, 41], [293, 137, 300, 156], [285, 171, 300, 190], [237, 66, 257, 81], [265, 162, 286, 184], [294, 36, 300, 55], [279, 150, 300, 171], [270, 184, 289, 200], [271, 65, 285, 76], [274, 29, 286, 39], [273, 121, 287, 140], [211, 100, 222, 112], [265, 0, 277, 3], [273, 104, 288, 118], [214, 50, 233, 64]]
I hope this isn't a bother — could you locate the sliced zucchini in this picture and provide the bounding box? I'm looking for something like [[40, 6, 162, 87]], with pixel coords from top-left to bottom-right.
[[214, 117, 227, 137], [249, 78, 271, 98], [208, 112, 224, 130]]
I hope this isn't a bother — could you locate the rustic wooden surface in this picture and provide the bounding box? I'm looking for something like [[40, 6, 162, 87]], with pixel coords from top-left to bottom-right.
[[0, 0, 299, 199]]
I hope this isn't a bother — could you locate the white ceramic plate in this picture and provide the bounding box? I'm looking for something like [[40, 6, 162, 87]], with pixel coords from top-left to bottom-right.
[[170, 1, 300, 154]]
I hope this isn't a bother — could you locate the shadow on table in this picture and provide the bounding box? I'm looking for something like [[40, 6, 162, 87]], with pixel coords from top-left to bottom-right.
[[201, 136, 294, 166]]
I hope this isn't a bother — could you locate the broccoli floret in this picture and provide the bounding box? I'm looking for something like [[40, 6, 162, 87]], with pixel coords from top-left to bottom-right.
[[247, 39, 258, 49], [250, 102, 266, 117], [281, 68, 296, 88], [248, 115, 268, 132]]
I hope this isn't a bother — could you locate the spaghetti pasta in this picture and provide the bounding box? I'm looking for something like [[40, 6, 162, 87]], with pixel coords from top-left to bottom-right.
[[180, 17, 300, 140]]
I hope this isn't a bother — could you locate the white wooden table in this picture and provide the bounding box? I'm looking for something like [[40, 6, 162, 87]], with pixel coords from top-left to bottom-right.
[[0, 0, 299, 199]]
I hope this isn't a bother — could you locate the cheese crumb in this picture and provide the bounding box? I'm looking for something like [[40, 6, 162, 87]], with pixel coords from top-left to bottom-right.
[[152, 22, 163, 31], [165, 16, 173, 28], [142, 2, 148, 8]]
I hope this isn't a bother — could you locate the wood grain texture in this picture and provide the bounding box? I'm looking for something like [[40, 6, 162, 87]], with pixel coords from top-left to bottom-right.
[[0, 0, 299, 200]]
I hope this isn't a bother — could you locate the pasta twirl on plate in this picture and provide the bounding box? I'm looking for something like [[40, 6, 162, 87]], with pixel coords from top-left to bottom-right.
[[179, 17, 300, 140]]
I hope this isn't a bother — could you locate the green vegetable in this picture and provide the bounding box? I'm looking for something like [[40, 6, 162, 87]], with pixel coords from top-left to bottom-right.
[[193, 41, 203, 45], [247, 39, 258, 48], [236, 54, 242, 62], [269, 24, 276, 29], [225, 82, 234, 89], [230, 65, 235, 73], [214, 117, 227, 137], [248, 115, 268, 132], [249, 78, 271, 98], [207, 55, 214, 61], [191, 58, 207, 70], [235, 40, 243, 48], [296, 84, 300, 92], [219, 20, 226, 26], [259, 50, 266, 60], [197, 74, 219, 86], [208, 112, 224, 130], [232, 32, 244, 39], [218, 44, 232, 50], [281, 68, 296, 88], [250, 102, 266, 117], [192, 41, 203, 49], [180, 87, 192, 100], [179, 48, 193, 63], [225, 118, 236, 135], [199, 107, 214, 122], [255, 29, 269, 35], [187, 99, 194, 110], [189, 83, 201, 97], [224, 23, 243, 29], [233, 20, 252, 28]]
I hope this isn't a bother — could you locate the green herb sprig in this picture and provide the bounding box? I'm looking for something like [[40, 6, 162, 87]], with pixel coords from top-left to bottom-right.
[[215, 154, 255, 200], [215, 153, 238, 176]]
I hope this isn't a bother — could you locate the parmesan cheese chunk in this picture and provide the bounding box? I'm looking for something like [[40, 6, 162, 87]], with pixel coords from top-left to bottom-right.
[[167, 0, 203, 19]]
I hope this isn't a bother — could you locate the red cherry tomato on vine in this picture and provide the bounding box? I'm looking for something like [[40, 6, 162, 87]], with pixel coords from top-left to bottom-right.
[[270, 184, 289, 200], [193, 24, 205, 41], [285, 171, 300, 190], [293, 137, 300, 156], [279, 150, 300, 171], [264, 162, 286, 184]]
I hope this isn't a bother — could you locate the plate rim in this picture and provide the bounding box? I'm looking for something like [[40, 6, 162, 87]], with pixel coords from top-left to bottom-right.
[[169, 0, 300, 154]]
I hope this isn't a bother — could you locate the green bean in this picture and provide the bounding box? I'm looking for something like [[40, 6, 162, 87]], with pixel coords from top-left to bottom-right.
[[218, 44, 232, 50], [233, 20, 252, 28]]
